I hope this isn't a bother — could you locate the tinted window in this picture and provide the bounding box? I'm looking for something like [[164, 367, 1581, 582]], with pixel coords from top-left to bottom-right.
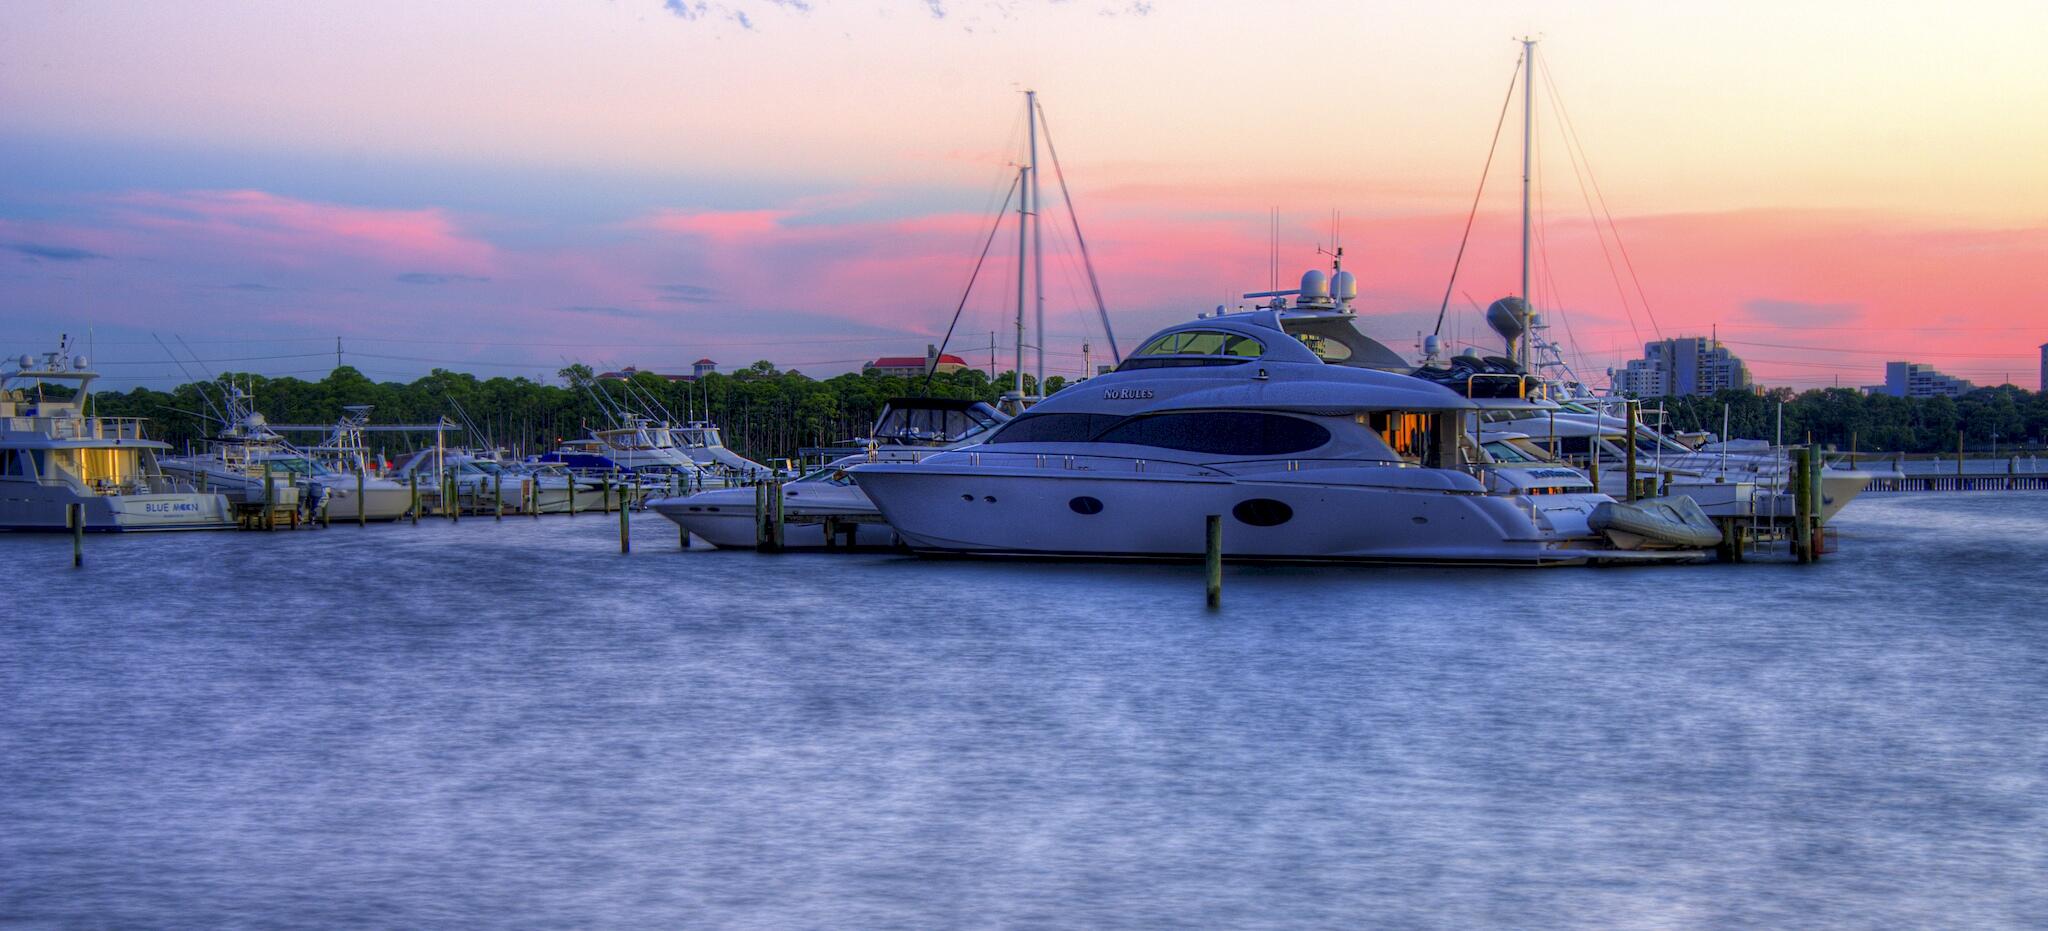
[[1135, 330, 1264, 358], [1093, 412, 1331, 456], [986, 412, 1124, 444]]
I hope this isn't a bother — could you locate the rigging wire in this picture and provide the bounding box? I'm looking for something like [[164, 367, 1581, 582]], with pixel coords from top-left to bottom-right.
[[1432, 51, 1523, 339], [1541, 57, 1664, 341], [921, 172, 1023, 394], [1034, 100, 1120, 364]]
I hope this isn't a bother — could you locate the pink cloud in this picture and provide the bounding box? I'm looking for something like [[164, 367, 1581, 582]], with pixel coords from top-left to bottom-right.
[[106, 189, 494, 273]]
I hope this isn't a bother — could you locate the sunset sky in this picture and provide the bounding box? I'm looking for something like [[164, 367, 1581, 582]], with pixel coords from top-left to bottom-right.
[[4, 1, 2046, 390]]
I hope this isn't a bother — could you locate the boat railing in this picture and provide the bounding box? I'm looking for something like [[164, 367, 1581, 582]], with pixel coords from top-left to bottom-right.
[[23, 416, 153, 441]]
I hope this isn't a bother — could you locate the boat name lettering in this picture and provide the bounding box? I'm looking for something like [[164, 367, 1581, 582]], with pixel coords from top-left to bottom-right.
[[1529, 469, 1579, 479], [143, 502, 199, 513], [1102, 388, 1154, 400]]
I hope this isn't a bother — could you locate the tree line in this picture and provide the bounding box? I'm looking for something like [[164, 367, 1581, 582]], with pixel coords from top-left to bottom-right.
[[87, 363, 1062, 465], [83, 364, 2048, 463]]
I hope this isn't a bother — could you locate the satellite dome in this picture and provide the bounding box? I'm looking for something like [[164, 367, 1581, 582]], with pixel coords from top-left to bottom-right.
[[1331, 269, 1358, 302], [1485, 296, 1528, 344], [72, 355, 89, 370], [16, 355, 31, 369], [1299, 269, 1329, 300]]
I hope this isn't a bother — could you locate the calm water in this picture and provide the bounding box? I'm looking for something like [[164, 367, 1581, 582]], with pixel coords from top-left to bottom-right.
[[3, 495, 2044, 929]]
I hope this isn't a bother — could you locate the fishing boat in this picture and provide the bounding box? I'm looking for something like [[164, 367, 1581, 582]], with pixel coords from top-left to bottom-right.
[[1, 337, 234, 531]]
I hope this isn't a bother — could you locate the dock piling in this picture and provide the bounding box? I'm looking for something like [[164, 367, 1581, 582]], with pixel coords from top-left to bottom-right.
[[1623, 401, 1639, 502], [408, 472, 419, 525], [357, 469, 366, 527], [619, 494, 630, 554], [494, 471, 503, 521], [754, 480, 785, 552], [263, 462, 276, 531], [69, 502, 83, 568], [1204, 514, 1222, 607], [1792, 446, 1814, 563]]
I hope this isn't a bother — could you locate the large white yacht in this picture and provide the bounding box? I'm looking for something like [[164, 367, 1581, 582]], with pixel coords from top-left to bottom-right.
[[650, 397, 1008, 548], [1, 338, 234, 531], [850, 281, 1707, 566]]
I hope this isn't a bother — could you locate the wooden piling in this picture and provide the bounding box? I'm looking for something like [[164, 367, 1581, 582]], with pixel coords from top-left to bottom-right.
[[356, 469, 366, 527], [1204, 514, 1222, 607], [1715, 518, 1743, 563], [755, 480, 785, 553], [1623, 401, 1639, 502], [568, 478, 576, 516], [1792, 447, 1814, 564], [409, 471, 419, 525], [263, 462, 276, 531], [619, 494, 630, 554], [494, 471, 503, 521], [446, 475, 458, 523], [69, 502, 83, 568]]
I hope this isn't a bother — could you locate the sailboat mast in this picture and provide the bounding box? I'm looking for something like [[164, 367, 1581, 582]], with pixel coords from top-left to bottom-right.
[[1519, 37, 1536, 368], [1015, 163, 1028, 399], [1028, 90, 1045, 397]]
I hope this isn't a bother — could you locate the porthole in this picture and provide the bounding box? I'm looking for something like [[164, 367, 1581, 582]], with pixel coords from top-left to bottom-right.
[[1232, 498, 1293, 527], [983, 495, 997, 503], [961, 494, 974, 502], [1069, 496, 1103, 515]]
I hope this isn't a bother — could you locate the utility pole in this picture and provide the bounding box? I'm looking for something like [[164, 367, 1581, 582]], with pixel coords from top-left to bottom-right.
[[336, 336, 343, 371]]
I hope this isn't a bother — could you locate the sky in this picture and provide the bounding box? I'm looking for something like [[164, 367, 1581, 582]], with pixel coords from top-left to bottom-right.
[[3, 0, 2047, 390]]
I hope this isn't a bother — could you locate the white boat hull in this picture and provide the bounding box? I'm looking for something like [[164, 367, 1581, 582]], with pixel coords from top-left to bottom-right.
[[0, 484, 234, 532], [853, 466, 1642, 565], [649, 485, 901, 550]]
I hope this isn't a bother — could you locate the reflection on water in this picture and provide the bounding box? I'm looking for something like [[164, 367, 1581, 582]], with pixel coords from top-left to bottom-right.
[[3, 495, 2044, 928]]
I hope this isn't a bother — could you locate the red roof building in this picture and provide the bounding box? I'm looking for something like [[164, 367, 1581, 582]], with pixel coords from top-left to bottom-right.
[[865, 346, 968, 378]]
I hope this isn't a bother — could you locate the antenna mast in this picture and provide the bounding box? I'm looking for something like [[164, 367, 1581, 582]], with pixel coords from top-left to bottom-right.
[[1027, 89, 1045, 398], [1519, 36, 1536, 368], [1014, 163, 1028, 400]]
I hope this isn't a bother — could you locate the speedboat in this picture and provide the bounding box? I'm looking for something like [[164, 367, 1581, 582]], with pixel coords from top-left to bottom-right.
[[850, 274, 1707, 565], [649, 397, 1008, 548], [0, 337, 234, 531]]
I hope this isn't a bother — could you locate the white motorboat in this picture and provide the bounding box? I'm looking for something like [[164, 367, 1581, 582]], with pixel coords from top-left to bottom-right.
[[1, 337, 234, 531], [850, 282, 1707, 565], [1486, 406, 1872, 522], [649, 397, 1009, 548]]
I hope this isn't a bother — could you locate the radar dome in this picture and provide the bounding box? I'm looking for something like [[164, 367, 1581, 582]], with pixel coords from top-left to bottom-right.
[[1331, 269, 1358, 302], [1298, 269, 1329, 300], [72, 355, 88, 369], [1485, 296, 1528, 345], [16, 355, 31, 369]]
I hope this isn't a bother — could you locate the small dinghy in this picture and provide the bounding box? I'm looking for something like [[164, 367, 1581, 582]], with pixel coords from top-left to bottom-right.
[[1589, 495, 1723, 550]]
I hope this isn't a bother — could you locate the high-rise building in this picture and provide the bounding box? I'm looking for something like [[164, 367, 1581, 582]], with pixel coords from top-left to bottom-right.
[[1609, 337, 1753, 397], [1883, 361, 1973, 398]]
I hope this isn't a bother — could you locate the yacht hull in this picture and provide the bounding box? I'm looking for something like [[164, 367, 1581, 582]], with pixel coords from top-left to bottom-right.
[[649, 487, 901, 550], [853, 467, 1617, 565], [315, 481, 416, 521], [0, 486, 234, 532]]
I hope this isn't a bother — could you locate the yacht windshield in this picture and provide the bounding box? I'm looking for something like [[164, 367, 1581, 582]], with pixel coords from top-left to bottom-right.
[[1118, 329, 1263, 370], [1278, 316, 1413, 371]]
